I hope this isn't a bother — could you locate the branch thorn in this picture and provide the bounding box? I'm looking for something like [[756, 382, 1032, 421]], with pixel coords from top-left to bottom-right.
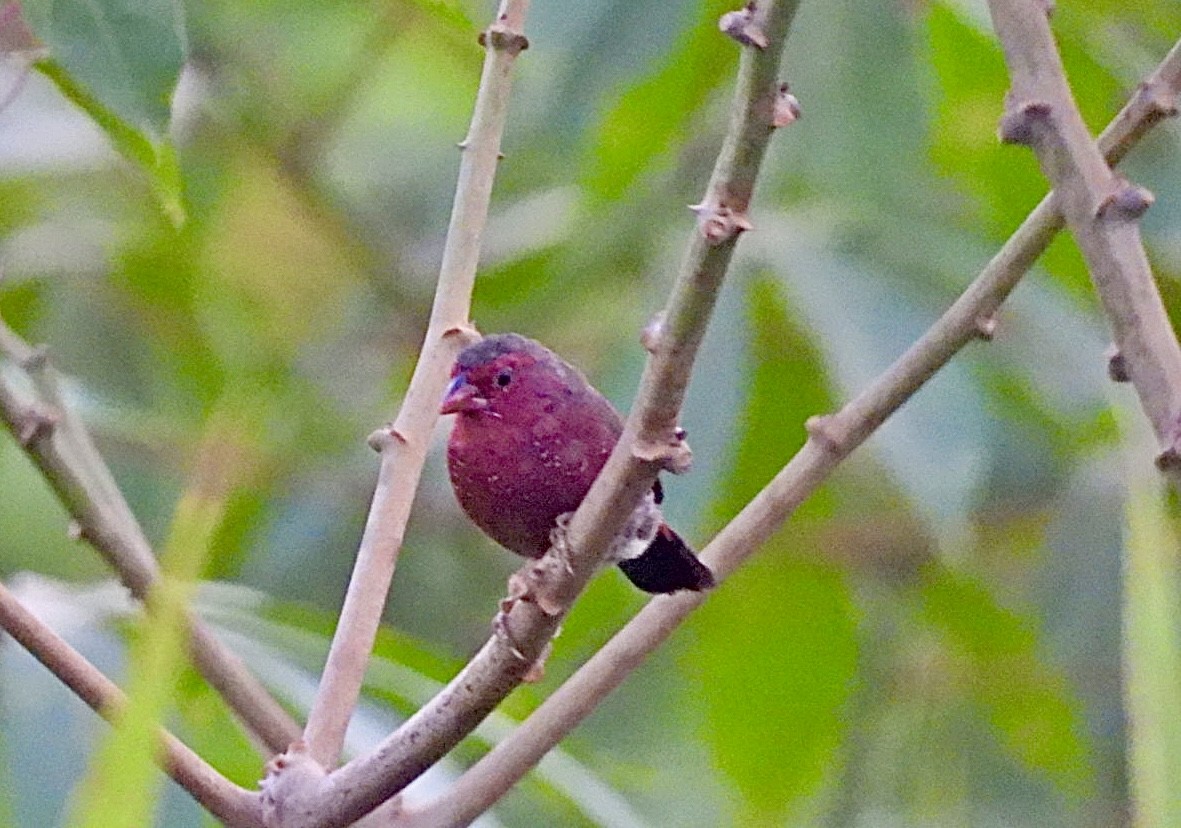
[[1138, 79, 1180, 119], [805, 414, 843, 454], [367, 424, 407, 452], [689, 202, 754, 245], [17, 404, 58, 446], [632, 434, 693, 474], [443, 323, 482, 348], [1156, 413, 1181, 472], [719, 2, 768, 49], [974, 314, 998, 341], [1106, 344, 1130, 383], [997, 98, 1052, 145], [773, 82, 801, 127], [1156, 446, 1181, 472], [21, 343, 50, 372], [640, 312, 665, 353], [478, 23, 529, 55], [1096, 180, 1154, 220]]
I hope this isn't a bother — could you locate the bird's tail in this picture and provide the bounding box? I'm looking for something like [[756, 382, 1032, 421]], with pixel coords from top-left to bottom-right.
[[617, 524, 715, 594]]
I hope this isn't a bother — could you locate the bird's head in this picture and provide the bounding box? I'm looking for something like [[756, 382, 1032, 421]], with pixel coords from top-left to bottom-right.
[[440, 333, 550, 416]]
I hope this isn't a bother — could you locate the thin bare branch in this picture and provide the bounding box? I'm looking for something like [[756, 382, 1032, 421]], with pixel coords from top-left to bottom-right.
[[256, 3, 803, 827], [0, 316, 301, 755], [399, 37, 1181, 825], [987, 0, 1181, 479], [299, 0, 531, 771], [0, 579, 263, 828]]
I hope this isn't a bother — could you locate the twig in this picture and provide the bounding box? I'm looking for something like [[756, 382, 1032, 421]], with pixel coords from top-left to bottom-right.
[[256, 3, 803, 827], [0, 580, 264, 828], [544, 0, 802, 611], [299, 0, 531, 771], [398, 36, 1181, 826], [987, 0, 1181, 478], [0, 316, 301, 754]]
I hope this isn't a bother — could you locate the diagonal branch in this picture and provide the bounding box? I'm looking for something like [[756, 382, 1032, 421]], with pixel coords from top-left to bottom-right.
[[0, 579, 263, 828], [397, 36, 1181, 825], [986, 0, 1181, 479], [0, 315, 301, 755], [299, 0, 532, 771], [256, 3, 804, 827]]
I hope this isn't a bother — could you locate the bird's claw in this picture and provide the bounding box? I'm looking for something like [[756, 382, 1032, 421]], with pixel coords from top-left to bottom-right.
[[550, 513, 576, 577], [492, 605, 529, 662], [494, 572, 561, 682]]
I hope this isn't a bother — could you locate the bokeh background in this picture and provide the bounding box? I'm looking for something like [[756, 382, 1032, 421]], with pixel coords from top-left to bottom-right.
[[2, 0, 1181, 825]]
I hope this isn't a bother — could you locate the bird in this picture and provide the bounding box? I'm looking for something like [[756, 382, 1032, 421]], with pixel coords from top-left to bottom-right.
[[440, 333, 715, 594]]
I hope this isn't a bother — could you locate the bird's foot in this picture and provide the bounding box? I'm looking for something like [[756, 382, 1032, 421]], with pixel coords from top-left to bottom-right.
[[549, 512, 576, 577], [492, 594, 529, 662], [494, 570, 563, 682]]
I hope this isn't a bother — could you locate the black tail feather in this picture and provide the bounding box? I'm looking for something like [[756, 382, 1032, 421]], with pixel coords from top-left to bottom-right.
[[617, 525, 715, 594]]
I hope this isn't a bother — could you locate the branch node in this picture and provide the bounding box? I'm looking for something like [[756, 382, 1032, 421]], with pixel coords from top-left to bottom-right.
[[997, 98, 1052, 145], [773, 82, 801, 127], [719, 2, 768, 49], [640, 312, 666, 354], [21, 343, 50, 372], [805, 414, 844, 454], [259, 740, 329, 828], [974, 314, 998, 341], [689, 202, 754, 245], [17, 404, 59, 446], [632, 434, 693, 474], [1138, 79, 1180, 119], [1156, 446, 1181, 472], [478, 22, 529, 55], [1096, 180, 1155, 221], [1106, 343, 1130, 383]]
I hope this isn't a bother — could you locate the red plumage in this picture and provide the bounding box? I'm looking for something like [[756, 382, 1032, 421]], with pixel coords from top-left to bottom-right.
[[441, 333, 714, 594]]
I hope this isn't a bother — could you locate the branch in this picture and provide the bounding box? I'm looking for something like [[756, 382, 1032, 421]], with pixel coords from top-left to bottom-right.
[[399, 36, 1181, 826], [986, 0, 1181, 479], [256, 3, 803, 827], [0, 579, 263, 828], [299, 0, 531, 770], [0, 315, 301, 755]]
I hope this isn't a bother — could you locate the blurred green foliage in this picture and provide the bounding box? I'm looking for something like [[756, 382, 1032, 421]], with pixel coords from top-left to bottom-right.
[[2, 0, 1181, 825]]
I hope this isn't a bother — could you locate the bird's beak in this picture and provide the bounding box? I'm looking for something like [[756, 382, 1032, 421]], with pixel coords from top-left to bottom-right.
[[440, 374, 485, 414]]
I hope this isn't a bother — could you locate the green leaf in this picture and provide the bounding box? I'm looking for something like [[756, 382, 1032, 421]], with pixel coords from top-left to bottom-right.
[[16, 0, 188, 224], [21, 0, 185, 134], [919, 565, 1092, 794], [34, 57, 186, 226], [70, 486, 223, 828], [691, 552, 857, 820], [194, 584, 648, 826], [711, 274, 834, 527], [1119, 402, 1181, 828], [582, 0, 737, 201]]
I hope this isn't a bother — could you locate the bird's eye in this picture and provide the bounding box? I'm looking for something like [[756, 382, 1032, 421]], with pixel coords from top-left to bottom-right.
[[495, 370, 512, 388]]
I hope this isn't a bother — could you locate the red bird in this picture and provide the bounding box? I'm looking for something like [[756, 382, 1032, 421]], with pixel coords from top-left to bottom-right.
[[441, 333, 714, 594]]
